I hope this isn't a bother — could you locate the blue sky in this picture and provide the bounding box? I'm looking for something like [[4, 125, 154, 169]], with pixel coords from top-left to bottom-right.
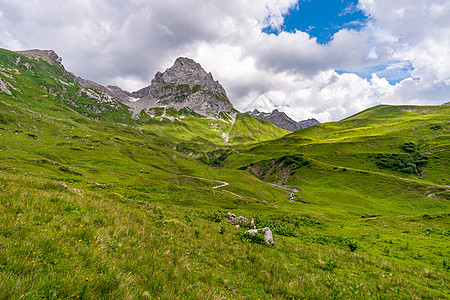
[[263, 0, 414, 85], [263, 0, 369, 44]]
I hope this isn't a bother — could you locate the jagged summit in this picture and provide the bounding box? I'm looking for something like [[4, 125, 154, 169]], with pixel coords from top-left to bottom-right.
[[131, 57, 235, 118], [247, 109, 320, 132]]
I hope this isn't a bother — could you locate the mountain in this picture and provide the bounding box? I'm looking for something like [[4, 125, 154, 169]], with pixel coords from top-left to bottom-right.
[[131, 57, 236, 118], [11, 49, 288, 150], [1, 48, 449, 299], [247, 109, 320, 131]]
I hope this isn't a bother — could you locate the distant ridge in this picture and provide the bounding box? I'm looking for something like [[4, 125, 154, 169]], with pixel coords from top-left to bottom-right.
[[247, 109, 319, 132]]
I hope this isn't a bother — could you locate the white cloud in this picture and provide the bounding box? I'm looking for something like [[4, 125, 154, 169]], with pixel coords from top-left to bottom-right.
[[0, 0, 449, 122]]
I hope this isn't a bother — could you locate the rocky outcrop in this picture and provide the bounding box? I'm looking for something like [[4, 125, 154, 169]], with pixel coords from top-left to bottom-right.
[[16, 49, 63, 65], [73, 77, 137, 103], [227, 212, 255, 228], [0, 78, 16, 95], [131, 57, 236, 117], [247, 109, 319, 132], [246, 228, 274, 245]]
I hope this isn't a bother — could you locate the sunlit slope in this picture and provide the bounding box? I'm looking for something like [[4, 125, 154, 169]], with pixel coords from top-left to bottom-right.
[[0, 48, 449, 299], [227, 105, 449, 183], [0, 48, 287, 155], [137, 110, 289, 152], [223, 105, 449, 216]]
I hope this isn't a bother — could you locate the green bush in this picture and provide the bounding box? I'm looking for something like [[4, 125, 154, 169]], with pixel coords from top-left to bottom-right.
[[276, 155, 311, 170], [253, 214, 323, 237], [238, 231, 266, 245], [347, 239, 358, 252], [430, 124, 443, 130], [376, 154, 417, 174], [202, 210, 226, 223], [400, 142, 417, 153], [413, 153, 429, 166]]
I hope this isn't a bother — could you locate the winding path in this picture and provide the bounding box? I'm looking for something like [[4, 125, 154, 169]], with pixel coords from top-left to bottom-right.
[[180, 175, 244, 198], [181, 175, 229, 189]]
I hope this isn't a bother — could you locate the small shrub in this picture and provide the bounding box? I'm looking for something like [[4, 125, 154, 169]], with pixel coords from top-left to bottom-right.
[[443, 260, 450, 271], [413, 153, 429, 166], [400, 142, 417, 153], [347, 239, 358, 252], [238, 231, 266, 245], [219, 223, 226, 235], [202, 210, 225, 223], [430, 124, 443, 130]]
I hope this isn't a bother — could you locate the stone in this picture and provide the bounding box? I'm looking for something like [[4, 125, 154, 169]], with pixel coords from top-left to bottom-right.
[[246, 227, 274, 245], [227, 212, 253, 227], [237, 216, 251, 225]]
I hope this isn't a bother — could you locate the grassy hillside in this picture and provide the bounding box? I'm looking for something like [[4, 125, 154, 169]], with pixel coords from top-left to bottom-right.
[[138, 108, 288, 153], [0, 48, 449, 298]]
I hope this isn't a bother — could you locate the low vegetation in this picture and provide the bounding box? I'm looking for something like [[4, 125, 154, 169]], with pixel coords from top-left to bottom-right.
[[0, 48, 448, 298]]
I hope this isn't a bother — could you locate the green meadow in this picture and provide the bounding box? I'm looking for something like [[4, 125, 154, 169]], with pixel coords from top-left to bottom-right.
[[0, 48, 449, 299]]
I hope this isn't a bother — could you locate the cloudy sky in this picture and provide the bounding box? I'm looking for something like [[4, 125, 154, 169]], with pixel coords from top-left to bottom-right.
[[1, 0, 449, 122]]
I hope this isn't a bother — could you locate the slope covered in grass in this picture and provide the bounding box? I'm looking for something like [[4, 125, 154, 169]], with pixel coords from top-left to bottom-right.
[[0, 48, 288, 156], [0, 48, 449, 298]]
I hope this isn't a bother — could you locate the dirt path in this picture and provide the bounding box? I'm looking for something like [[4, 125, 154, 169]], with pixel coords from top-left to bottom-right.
[[180, 175, 229, 189], [181, 175, 245, 198]]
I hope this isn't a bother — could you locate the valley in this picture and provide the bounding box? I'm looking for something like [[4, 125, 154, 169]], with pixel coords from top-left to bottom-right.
[[0, 48, 449, 299]]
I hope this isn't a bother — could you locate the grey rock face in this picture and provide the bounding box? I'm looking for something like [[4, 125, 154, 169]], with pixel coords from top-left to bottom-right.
[[247, 109, 320, 132], [247, 227, 274, 245], [132, 57, 235, 117], [16, 49, 63, 64], [73, 77, 137, 104]]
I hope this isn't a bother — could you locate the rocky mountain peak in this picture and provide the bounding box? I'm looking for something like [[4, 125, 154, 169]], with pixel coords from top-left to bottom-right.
[[147, 57, 227, 96], [247, 109, 320, 132], [131, 57, 235, 118]]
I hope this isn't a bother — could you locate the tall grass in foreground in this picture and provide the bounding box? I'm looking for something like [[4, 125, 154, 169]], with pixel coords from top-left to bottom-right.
[[1, 174, 448, 299]]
